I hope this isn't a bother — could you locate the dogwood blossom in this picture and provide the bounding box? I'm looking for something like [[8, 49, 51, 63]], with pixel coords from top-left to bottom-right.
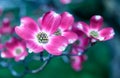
[[15, 11, 68, 55], [76, 15, 115, 42], [54, 12, 78, 44], [1, 38, 28, 61], [71, 48, 87, 71], [0, 18, 14, 35]]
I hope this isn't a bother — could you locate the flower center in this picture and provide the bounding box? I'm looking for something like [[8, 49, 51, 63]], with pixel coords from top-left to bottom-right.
[[54, 29, 61, 35], [37, 32, 48, 44], [16, 48, 21, 55], [90, 31, 98, 38]]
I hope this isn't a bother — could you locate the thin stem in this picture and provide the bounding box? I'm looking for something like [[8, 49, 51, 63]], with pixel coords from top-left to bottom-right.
[[29, 60, 49, 73], [40, 52, 43, 62], [27, 54, 52, 74], [61, 52, 84, 56]]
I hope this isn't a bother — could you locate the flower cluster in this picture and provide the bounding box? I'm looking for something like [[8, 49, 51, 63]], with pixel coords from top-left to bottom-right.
[[1, 38, 28, 61], [15, 11, 78, 55], [0, 18, 14, 35], [0, 11, 115, 73], [76, 15, 115, 42]]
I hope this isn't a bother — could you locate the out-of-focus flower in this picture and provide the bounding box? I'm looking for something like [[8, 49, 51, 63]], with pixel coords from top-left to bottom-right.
[[72, 23, 89, 52], [54, 12, 78, 44], [76, 15, 115, 42], [15, 11, 68, 55], [60, 0, 71, 4], [71, 48, 87, 71], [70, 23, 88, 71], [1, 38, 28, 61], [0, 18, 14, 35]]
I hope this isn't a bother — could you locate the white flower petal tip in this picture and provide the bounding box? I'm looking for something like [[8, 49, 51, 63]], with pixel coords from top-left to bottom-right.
[[52, 12, 59, 17], [1, 53, 5, 58], [91, 39, 97, 43], [60, 0, 71, 4], [110, 30, 115, 37], [58, 46, 66, 52], [20, 56, 25, 60], [69, 39, 76, 44], [19, 23, 24, 27], [95, 15, 102, 20], [78, 52, 82, 56], [77, 23, 83, 30], [28, 49, 33, 53], [64, 12, 72, 17], [99, 37, 104, 41]]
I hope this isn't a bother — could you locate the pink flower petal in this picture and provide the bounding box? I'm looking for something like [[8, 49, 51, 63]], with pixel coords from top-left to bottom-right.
[[72, 24, 86, 37], [60, 0, 71, 4], [1, 26, 12, 34], [41, 11, 61, 34], [76, 22, 89, 36], [44, 36, 68, 55], [71, 54, 87, 71], [60, 12, 74, 31], [15, 51, 28, 61], [71, 56, 82, 71], [77, 37, 89, 50], [0, 18, 14, 34], [37, 17, 42, 29], [15, 17, 39, 40], [20, 17, 39, 32], [1, 51, 13, 58], [5, 39, 19, 52], [26, 40, 44, 53], [62, 31, 78, 44], [2, 18, 10, 27], [5, 38, 26, 56], [1, 38, 28, 61], [99, 27, 115, 41], [90, 15, 103, 30]]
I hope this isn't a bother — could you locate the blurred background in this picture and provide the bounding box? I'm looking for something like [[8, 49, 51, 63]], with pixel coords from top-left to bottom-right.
[[0, 0, 120, 78]]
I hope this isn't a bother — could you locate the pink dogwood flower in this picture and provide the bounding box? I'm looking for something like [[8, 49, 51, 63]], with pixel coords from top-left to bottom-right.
[[71, 48, 87, 71], [0, 18, 14, 35], [15, 11, 68, 55], [72, 23, 89, 52], [76, 15, 115, 42], [60, 0, 71, 4], [54, 12, 78, 44], [1, 38, 28, 61], [70, 24, 88, 71]]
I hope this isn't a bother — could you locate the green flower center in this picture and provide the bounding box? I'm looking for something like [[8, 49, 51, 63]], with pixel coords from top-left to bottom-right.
[[54, 29, 61, 36], [37, 32, 48, 44], [90, 31, 99, 38], [16, 48, 21, 55]]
